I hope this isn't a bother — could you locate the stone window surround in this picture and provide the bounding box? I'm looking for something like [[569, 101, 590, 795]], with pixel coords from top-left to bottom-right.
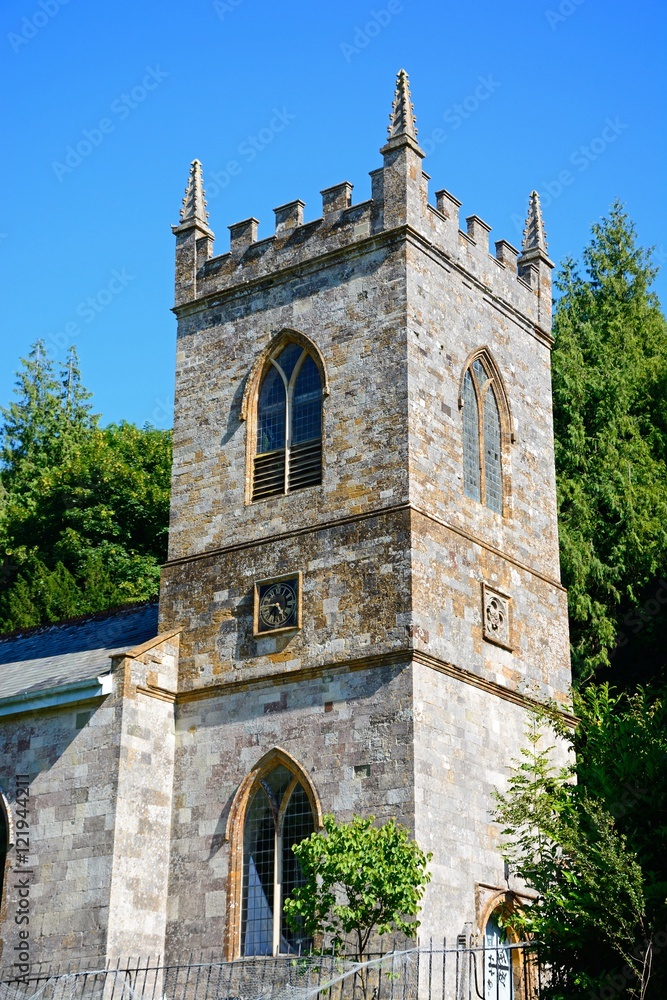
[[240, 329, 330, 506], [223, 746, 323, 960], [458, 346, 514, 516]]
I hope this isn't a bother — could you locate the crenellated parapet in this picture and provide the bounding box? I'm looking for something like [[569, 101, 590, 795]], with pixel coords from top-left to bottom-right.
[[173, 70, 553, 338]]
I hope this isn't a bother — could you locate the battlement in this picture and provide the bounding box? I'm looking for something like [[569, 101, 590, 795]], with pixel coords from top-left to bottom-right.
[[173, 71, 554, 336]]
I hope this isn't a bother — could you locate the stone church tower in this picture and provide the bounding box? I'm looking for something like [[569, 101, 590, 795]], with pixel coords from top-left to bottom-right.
[[0, 69, 572, 973], [158, 69, 572, 957]]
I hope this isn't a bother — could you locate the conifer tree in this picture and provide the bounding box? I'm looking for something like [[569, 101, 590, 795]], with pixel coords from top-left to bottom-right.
[[0, 343, 97, 487], [0, 341, 64, 484], [552, 202, 667, 683], [60, 346, 97, 453], [0, 343, 171, 633]]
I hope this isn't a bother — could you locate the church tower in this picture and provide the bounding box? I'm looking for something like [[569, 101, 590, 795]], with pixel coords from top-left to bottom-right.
[[159, 70, 572, 959]]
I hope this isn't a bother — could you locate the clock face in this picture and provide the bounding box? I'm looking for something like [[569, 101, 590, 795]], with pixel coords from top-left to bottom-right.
[[257, 579, 298, 632]]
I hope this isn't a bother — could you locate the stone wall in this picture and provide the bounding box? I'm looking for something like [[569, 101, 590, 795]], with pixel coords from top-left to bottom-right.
[[409, 510, 571, 706], [106, 632, 179, 959], [161, 511, 413, 692], [0, 632, 179, 967], [164, 661, 414, 960], [164, 241, 409, 569], [412, 660, 572, 945], [405, 239, 560, 580], [0, 698, 121, 964]]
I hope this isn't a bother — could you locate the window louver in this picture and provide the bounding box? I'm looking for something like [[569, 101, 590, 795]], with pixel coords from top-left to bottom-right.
[[252, 343, 323, 503], [288, 439, 322, 491], [252, 450, 286, 502]]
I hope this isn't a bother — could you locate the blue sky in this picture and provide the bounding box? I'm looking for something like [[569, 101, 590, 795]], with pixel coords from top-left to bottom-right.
[[1, 0, 665, 428]]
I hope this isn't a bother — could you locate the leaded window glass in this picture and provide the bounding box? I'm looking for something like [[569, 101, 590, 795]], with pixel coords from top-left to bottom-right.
[[241, 765, 315, 956], [461, 354, 506, 513], [253, 344, 323, 501], [484, 387, 502, 514], [257, 366, 286, 455], [463, 369, 480, 502]]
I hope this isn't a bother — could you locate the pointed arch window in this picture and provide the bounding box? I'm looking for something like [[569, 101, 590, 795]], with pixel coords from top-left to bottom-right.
[[242, 763, 315, 955], [461, 355, 506, 514], [253, 343, 323, 502]]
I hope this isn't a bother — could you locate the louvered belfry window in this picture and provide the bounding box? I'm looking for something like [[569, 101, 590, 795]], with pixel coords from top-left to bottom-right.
[[252, 343, 323, 502], [462, 355, 504, 514]]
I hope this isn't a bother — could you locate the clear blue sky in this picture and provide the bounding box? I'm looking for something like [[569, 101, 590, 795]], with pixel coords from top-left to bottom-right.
[[1, 0, 665, 428]]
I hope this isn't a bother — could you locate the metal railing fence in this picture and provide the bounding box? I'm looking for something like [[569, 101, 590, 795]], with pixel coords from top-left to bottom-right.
[[0, 940, 542, 1000]]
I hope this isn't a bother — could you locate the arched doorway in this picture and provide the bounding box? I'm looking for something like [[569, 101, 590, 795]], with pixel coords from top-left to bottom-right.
[[484, 911, 513, 999]]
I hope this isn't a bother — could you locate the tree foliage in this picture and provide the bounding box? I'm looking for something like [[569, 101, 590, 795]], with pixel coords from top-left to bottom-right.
[[551, 202, 667, 683], [494, 691, 667, 999], [283, 814, 431, 969], [0, 343, 171, 631]]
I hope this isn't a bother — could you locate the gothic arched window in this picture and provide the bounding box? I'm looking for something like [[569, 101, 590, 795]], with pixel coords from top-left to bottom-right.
[[252, 343, 323, 502], [461, 353, 508, 514], [242, 762, 315, 955]]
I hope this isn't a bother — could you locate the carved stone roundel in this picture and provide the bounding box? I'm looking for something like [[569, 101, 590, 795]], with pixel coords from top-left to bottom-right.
[[486, 597, 505, 634], [482, 585, 511, 648]]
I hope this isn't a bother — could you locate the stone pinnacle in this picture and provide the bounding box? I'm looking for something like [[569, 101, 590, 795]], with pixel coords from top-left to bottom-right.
[[180, 159, 209, 226], [522, 190, 548, 255], [387, 69, 418, 140]]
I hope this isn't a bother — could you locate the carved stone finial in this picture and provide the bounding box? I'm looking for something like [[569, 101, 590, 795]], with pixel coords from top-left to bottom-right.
[[180, 159, 209, 226], [522, 190, 548, 255], [387, 69, 418, 140]]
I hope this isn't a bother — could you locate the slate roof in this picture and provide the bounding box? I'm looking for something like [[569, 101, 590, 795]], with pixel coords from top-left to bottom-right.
[[0, 602, 159, 701]]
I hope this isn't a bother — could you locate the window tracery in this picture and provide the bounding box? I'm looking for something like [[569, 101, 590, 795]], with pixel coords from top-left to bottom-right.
[[241, 762, 315, 955], [460, 352, 509, 513], [252, 343, 323, 502]]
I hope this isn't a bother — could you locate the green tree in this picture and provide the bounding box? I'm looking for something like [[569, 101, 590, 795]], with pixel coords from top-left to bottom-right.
[[0, 343, 171, 632], [551, 202, 667, 683], [574, 683, 667, 987], [494, 699, 667, 999], [283, 814, 431, 991], [1, 343, 97, 493]]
